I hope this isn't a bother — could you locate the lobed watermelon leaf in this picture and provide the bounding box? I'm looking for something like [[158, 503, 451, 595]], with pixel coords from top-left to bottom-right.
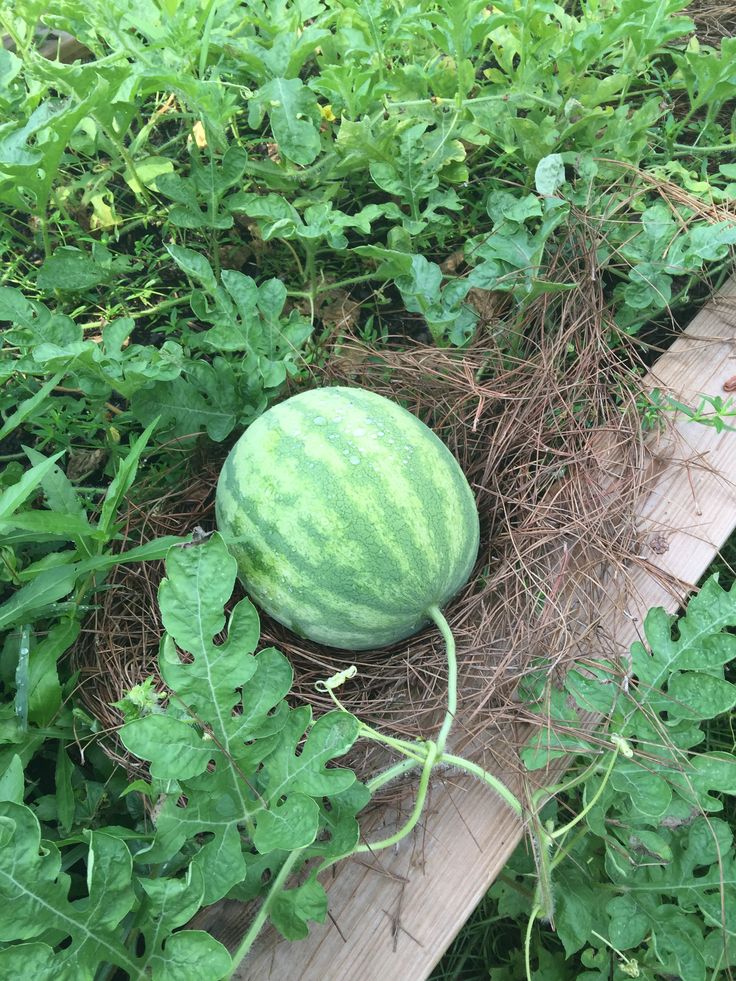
[[0, 802, 138, 977], [120, 532, 366, 933], [0, 800, 232, 980]]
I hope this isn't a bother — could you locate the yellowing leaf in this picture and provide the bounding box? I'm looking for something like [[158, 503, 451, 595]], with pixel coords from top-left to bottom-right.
[[191, 120, 207, 148]]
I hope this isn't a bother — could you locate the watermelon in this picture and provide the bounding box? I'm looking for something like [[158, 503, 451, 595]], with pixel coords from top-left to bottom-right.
[[215, 386, 479, 650]]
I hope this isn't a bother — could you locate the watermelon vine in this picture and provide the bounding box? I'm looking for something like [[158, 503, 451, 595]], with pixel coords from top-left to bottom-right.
[[117, 531, 555, 972]]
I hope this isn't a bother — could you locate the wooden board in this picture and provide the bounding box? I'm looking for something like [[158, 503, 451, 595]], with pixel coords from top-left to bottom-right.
[[236, 276, 736, 981]]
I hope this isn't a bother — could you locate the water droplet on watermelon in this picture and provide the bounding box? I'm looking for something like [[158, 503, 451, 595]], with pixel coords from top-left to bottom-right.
[[342, 449, 349, 456], [314, 416, 326, 425], [349, 455, 360, 465]]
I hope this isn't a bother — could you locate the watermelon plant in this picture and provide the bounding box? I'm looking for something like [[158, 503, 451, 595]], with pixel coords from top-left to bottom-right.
[[115, 531, 528, 972]]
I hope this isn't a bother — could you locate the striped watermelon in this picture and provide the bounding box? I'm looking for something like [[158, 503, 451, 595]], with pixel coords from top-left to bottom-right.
[[215, 386, 479, 650]]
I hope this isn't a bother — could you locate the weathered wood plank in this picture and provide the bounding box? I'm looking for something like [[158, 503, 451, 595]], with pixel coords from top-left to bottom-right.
[[238, 277, 736, 981]]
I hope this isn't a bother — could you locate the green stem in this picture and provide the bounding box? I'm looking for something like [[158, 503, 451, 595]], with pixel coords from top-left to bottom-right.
[[547, 825, 589, 874], [530, 814, 556, 924], [589, 930, 640, 973], [198, 0, 219, 78], [103, 128, 153, 206], [384, 92, 558, 110], [672, 141, 736, 156], [317, 743, 438, 878], [281, 239, 304, 278], [39, 213, 52, 259], [128, 296, 190, 320], [315, 272, 381, 294], [227, 849, 305, 976], [548, 743, 620, 841], [426, 605, 456, 757], [530, 752, 609, 809], [524, 905, 541, 981], [354, 742, 437, 855], [440, 754, 523, 816], [358, 722, 428, 762], [366, 757, 423, 793]]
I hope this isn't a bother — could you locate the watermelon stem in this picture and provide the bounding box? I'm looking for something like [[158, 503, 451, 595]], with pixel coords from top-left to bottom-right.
[[352, 740, 438, 856], [227, 847, 307, 977], [366, 756, 423, 793], [358, 724, 428, 761], [439, 754, 523, 816], [426, 604, 457, 757], [314, 750, 437, 879]]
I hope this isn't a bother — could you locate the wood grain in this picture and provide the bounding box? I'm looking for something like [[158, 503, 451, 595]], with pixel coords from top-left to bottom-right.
[[237, 278, 736, 981]]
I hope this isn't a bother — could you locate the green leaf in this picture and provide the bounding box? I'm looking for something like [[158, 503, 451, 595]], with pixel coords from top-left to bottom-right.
[[534, 153, 566, 195], [23, 446, 86, 520], [685, 222, 736, 262], [623, 261, 672, 310], [0, 373, 63, 443], [36, 247, 112, 291], [0, 943, 57, 978], [228, 191, 302, 239], [131, 375, 237, 442], [257, 78, 321, 166], [629, 576, 736, 718], [135, 863, 233, 977], [270, 874, 328, 941], [98, 420, 157, 535], [156, 535, 259, 705], [55, 746, 75, 833], [665, 670, 736, 719], [0, 511, 95, 539], [352, 245, 414, 278], [0, 755, 23, 804], [606, 894, 649, 949], [190, 822, 248, 905], [554, 865, 599, 956], [149, 930, 233, 980], [0, 566, 79, 631], [0, 803, 138, 975], [123, 154, 173, 194], [668, 752, 736, 811], [0, 451, 65, 521], [28, 618, 79, 725], [157, 146, 247, 230], [651, 905, 706, 981], [165, 243, 217, 290], [121, 716, 213, 780], [122, 534, 364, 928]]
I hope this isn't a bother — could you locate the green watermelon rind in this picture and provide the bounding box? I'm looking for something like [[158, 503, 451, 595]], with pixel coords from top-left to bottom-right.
[[215, 386, 479, 650]]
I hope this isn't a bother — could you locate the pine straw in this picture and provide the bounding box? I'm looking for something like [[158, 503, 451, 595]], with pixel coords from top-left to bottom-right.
[[690, 0, 736, 44], [71, 240, 669, 788]]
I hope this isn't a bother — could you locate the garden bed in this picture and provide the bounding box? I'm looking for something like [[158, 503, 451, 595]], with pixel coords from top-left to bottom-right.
[[2, 5, 736, 979]]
